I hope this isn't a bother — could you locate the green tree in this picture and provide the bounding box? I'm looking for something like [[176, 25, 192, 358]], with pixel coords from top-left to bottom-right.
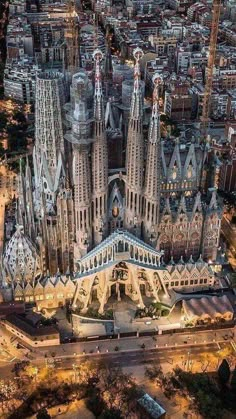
[[85, 388, 104, 417], [11, 361, 30, 378], [99, 408, 122, 418], [0, 111, 8, 130], [36, 408, 51, 419], [218, 359, 230, 386], [230, 367, 236, 391], [145, 365, 164, 388], [12, 110, 26, 124]]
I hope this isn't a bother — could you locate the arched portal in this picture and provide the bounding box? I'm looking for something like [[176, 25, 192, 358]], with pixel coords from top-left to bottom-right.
[[108, 179, 125, 233]]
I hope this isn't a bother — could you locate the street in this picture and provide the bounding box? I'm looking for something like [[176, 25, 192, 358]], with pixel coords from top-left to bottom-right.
[[33, 326, 235, 358], [33, 341, 231, 370], [0, 324, 235, 378]]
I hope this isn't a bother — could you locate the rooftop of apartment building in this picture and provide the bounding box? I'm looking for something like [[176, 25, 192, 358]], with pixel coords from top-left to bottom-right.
[[4, 56, 41, 78], [7, 16, 32, 35]]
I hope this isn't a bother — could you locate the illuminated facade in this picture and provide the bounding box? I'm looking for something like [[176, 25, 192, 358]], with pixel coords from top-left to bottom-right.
[[1, 48, 222, 311]]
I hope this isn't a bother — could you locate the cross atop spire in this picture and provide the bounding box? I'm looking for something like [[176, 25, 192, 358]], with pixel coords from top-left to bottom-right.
[[149, 73, 163, 144], [130, 47, 144, 120], [93, 49, 104, 122]]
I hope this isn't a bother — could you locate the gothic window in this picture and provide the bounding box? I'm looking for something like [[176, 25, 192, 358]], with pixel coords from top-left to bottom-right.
[[191, 232, 199, 240], [176, 233, 184, 241], [130, 192, 133, 210], [161, 234, 169, 243], [187, 163, 193, 179]]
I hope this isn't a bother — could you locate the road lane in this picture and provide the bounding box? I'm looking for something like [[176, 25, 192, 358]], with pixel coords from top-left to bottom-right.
[[32, 342, 222, 370]]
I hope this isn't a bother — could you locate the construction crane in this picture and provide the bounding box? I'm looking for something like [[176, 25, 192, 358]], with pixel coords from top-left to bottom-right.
[[198, 0, 221, 191], [64, 0, 79, 73], [201, 0, 221, 135]]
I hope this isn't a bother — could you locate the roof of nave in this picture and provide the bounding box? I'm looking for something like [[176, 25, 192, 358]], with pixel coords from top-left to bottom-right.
[[74, 230, 164, 279], [40, 273, 75, 289], [165, 254, 213, 276], [13, 273, 76, 291], [160, 189, 222, 217], [161, 138, 204, 168], [160, 193, 200, 214], [79, 229, 163, 262]]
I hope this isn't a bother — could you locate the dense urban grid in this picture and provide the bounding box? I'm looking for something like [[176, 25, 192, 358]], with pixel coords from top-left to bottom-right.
[[0, 0, 236, 418]]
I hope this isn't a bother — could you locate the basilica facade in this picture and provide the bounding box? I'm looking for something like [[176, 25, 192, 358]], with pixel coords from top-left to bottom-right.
[[1, 47, 222, 312]]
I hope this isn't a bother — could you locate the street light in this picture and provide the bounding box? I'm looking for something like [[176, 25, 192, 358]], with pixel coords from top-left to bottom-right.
[[72, 364, 78, 383], [186, 351, 191, 371]]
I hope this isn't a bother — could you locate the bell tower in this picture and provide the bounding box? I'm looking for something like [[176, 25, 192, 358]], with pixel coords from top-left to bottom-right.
[[143, 73, 163, 245], [125, 48, 144, 237]]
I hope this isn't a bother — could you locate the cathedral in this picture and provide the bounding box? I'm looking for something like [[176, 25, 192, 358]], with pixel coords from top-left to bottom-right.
[[1, 47, 222, 312]]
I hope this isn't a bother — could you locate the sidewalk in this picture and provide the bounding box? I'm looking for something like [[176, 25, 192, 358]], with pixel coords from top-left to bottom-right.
[[34, 326, 235, 359]]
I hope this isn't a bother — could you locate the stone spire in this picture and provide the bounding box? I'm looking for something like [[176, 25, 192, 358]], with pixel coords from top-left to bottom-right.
[[33, 72, 67, 275], [34, 72, 65, 211], [125, 48, 144, 237], [143, 73, 163, 245], [130, 48, 143, 120], [91, 49, 108, 245], [17, 159, 26, 229], [24, 156, 36, 241], [94, 49, 104, 123], [64, 71, 93, 259]]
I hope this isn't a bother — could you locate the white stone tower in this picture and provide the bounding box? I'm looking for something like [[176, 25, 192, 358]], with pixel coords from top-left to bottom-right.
[[65, 72, 93, 259], [143, 73, 163, 245], [33, 72, 69, 275], [125, 48, 144, 237], [17, 158, 36, 242], [34, 72, 65, 211], [91, 49, 108, 245]]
